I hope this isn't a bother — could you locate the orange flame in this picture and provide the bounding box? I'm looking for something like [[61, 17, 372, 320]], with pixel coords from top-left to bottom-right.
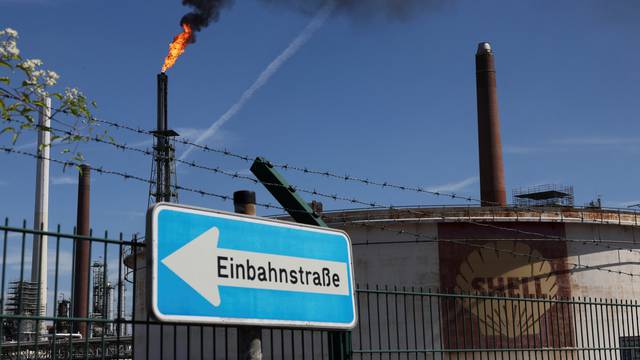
[[161, 23, 193, 73]]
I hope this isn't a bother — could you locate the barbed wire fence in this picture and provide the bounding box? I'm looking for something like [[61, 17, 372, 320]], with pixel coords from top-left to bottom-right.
[[4, 116, 640, 263], [1, 145, 639, 280]]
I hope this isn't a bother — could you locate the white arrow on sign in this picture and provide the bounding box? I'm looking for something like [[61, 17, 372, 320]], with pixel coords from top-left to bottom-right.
[[161, 227, 350, 307]]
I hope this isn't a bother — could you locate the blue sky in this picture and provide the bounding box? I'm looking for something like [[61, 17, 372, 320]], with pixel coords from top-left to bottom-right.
[[1, 0, 640, 242]]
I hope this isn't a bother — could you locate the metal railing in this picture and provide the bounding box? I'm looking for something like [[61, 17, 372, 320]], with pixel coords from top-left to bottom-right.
[[1, 220, 639, 359], [352, 285, 640, 360]]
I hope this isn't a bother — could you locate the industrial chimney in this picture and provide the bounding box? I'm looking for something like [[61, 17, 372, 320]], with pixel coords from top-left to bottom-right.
[[475, 42, 507, 206]]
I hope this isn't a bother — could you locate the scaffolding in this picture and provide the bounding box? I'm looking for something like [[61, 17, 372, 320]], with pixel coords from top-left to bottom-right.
[[512, 184, 574, 207], [2, 281, 39, 342]]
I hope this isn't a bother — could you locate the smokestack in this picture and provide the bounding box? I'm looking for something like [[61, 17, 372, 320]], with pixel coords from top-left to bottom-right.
[[159, 73, 171, 202], [149, 73, 179, 205], [156, 73, 170, 203], [73, 164, 91, 337], [32, 97, 51, 337], [475, 42, 507, 207], [157, 73, 168, 132]]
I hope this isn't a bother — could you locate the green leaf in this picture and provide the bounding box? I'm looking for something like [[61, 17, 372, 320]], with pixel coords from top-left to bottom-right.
[[0, 60, 11, 69], [0, 77, 9, 85]]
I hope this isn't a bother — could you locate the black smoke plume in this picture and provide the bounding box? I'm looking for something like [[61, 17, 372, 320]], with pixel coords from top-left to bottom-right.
[[177, 0, 446, 43], [259, 0, 447, 21], [180, 0, 234, 42]]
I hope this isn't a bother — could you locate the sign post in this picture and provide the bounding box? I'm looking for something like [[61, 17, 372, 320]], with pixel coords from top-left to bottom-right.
[[234, 190, 262, 360], [147, 203, 357, 329]]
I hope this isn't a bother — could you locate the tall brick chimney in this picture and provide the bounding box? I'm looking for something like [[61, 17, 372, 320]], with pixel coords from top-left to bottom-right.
[[475, 42, 507, 206]]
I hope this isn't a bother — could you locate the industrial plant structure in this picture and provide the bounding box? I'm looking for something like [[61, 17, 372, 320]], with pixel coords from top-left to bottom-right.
[[4, 41, 637, 359], [90, 261, 115, 337], [121, 42, 640, 359], [314, 43, 640, 357]]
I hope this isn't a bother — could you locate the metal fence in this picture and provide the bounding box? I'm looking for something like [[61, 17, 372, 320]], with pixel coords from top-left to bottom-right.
[[1, 220, 639, 359], [352, 286, 640, 360]]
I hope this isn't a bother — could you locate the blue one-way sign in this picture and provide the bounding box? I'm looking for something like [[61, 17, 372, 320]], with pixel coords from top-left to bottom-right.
[[148, 203, 357, 329]]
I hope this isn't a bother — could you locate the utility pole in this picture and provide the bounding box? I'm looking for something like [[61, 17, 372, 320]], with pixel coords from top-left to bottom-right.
[[234, 190, 263, 360], [32, 96, 51, 337]]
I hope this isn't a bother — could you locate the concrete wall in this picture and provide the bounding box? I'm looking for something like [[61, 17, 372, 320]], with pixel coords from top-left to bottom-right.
[[343, 223, 440, 289], [565, 223, 640, 300]]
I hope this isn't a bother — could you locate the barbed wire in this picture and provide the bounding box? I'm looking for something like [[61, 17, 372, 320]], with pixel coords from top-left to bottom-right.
[[4, 117, 388, 209], [92, 117, 253, 162], [0, 146, 282, 212], [88, 117, 640, 225], [0, 95, 631, 215], [3, 93, 639, 281], [5, 105, 640, 271], [22, 110, 628, 224], [2, 146, 637, 279], [5, 117, 640, 257], [90, 117, 484, 200]]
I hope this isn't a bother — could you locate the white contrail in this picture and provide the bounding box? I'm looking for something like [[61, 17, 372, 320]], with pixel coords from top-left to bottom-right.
[[179, 2, 336, 161]]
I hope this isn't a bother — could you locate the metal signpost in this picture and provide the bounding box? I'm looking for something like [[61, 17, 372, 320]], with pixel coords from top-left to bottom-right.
[[147, 203, 357, 329]]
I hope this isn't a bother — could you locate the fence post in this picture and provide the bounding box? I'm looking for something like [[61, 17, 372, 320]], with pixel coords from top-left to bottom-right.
[[234, 190, 263, 360], [72, 164, 91, 338]]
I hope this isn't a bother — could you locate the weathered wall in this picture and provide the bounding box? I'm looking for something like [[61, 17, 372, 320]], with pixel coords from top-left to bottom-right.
[[565, 222, 640, 299], [343, 223, 440, 288]]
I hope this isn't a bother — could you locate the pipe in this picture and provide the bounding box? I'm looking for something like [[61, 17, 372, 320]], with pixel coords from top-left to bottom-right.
[[32, 96, 51, 336], [234, 190, 262, 360], [157, 73, 168, 133], [73, 164, 91, 337], [475, 42, 507, 206]]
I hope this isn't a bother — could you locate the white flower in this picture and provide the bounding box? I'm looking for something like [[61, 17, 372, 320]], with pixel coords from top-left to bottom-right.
[[3, 28, 18, 38], [64, 87, 82, 101], [18, 58, 43, 71], [1, 39, 20, 57], [31, 69, 45, 81], [44, 70, 59, 86]]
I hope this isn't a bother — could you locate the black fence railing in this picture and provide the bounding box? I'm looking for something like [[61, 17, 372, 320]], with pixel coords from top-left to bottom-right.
[[1, 220, 639, 359], [352, 285, 640, 360]]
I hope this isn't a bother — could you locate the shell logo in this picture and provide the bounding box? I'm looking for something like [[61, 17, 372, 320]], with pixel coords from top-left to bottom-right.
[[454, 241, 558, 336]]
